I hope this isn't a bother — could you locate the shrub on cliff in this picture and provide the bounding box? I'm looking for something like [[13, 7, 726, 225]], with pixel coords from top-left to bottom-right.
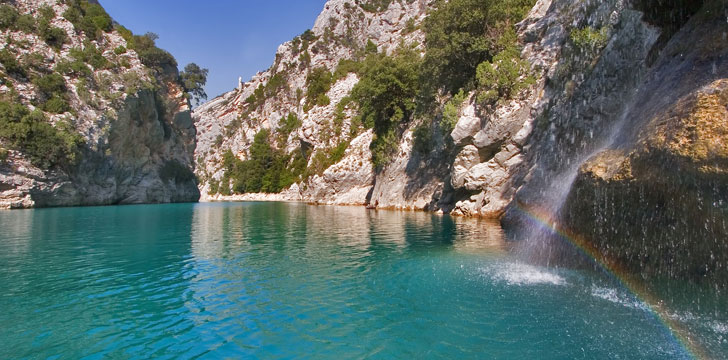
[[0, 49, 27, 78], [63, 0, 113, 40], [305, 67, 333, 110], [475, 30, 534, 105], [0, 101, 83, 169], [350, 48, 421, 168], [0, 4, 18, 30], [422, 0, 536, 95]]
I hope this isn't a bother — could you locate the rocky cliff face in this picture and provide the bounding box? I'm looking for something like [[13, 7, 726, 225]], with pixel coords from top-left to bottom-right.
[[194, 0, 727, 280], [193, 0, 429, 205], [0, 0, 199, 208]]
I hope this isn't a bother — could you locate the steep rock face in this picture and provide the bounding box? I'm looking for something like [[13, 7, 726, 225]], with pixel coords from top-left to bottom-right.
[[0, 0, 199, 208], [193, 0, 429, 204], [194, 0, 727, 279], [562, 7, 728, 280]]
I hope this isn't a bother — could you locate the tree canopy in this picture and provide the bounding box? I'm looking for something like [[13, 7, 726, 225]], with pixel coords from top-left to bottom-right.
[[180, 63, 209, 106]]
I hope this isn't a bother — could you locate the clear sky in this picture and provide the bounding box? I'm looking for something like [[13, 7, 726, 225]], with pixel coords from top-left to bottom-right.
[[99, 0, 328, 101]]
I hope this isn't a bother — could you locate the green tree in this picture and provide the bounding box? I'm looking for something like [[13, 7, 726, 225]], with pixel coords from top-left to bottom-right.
[[422, 0, 535, 95], [305, 67, 333, 109], [350, 49, 421, 167], [0, 101, 83, 169], [180, 63, 209, 105]]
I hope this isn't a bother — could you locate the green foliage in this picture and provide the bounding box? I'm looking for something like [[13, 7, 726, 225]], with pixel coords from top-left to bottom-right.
[[207, 179, 219, 195], [132, 32, 178, 74], [180, 63, 209, 105], [159, 159, 196, 184], [0, 49, 26, 78], [0, 101, 83, 169], [305, 67, 333, 109], [38, 18, 67, 50], [358, 0, 393, 12], [245, 73, 288, 108], [32, 72, 71, 113], [422, 0, 536, 95], [403, 18, 417, 34], [55, 58, 92, 78], [277, 113, 301, 144], [70, 41, 110, 70], [22, 53, 49, 74], [0, 147, 8, 163], [365, 39, 378, 54], [33, 72, 66, 98], [350, 49, 421, 168], [0, 4, 35, 33], [113, 46, 127, 55], [0, 4, 18, 30], [42, 95, 71, 113], [570, 26, 609, 51], [369, 130, 398, 168], [475, 34, 534, 105], [302, 141, 349, 180], [333, 58, 361, 79], [441, 89, 467, 133], [38, 5, 55, 22], [221, 129, 302, 194], [14, 14, 36, 33], [413, 121, 433, 154], [63, 0, 112, 40]]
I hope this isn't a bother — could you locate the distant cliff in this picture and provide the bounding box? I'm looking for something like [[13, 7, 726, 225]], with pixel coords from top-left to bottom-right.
[[0, 0, 199, 208]]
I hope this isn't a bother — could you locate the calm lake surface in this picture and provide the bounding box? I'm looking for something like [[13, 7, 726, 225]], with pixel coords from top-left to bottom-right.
[[0, 202, 726, 359]]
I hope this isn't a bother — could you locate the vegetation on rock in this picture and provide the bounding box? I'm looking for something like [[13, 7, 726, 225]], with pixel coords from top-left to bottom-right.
[[0, 100, 83, 169]]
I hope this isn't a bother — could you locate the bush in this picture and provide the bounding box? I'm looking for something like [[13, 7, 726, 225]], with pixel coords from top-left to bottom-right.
[[38, 5, 56, 21], [64, 0, 112, 39], [114, 46, 127, 55], [0, 101, 83, 169], [305, 67, 333, 108], [207, 179, 219, 195], [422, 0, 536, 95], [0, 4, 18, 30], [278, 113, 301, 141], [38, 19, 67, 49], [55, 59, 92, 78], [0, 147, 8, 163], [350, 49, 421, 168], [570, 26, 609, 51], [14, 14, 36, 33], [413, 121, 433, 154], [42, 95, 70, 114], [70, 42, 110, 70], [359, 0, 393, 12], [333, 58, 361, 79], [475, 34, 534, 106], [33, 72, 66, 98], [222, 129, 307, 194], [132, 33, 178, 74], [441, 89, 467, 134], [0, 49, 26, 78], [302, 141, 349, 180]]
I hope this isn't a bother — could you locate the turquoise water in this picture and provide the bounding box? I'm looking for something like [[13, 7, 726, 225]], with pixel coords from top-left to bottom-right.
[[0, 202, 726, 359]]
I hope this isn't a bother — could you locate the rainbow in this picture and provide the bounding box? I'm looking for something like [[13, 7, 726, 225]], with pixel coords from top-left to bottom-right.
[[512, 203, 705, 360]]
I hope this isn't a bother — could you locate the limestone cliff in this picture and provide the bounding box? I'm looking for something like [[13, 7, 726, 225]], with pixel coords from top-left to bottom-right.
[[0, 0, 199, 208], [194, 0, 727, 280]]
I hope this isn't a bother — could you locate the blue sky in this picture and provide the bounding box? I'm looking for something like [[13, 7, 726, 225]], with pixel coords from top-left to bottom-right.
[[100, 1, 328, 101]]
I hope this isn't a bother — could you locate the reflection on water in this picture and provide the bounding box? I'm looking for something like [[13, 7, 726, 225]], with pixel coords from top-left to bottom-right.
[[0, 202, 725, 359]]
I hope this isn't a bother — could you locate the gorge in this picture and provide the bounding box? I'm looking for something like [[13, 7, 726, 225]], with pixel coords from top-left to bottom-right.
[[0, 0, 727, 358]]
